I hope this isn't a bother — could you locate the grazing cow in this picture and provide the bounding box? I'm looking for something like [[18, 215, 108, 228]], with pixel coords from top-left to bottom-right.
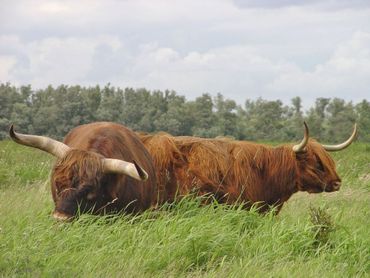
[[138, 123, 357, 213], [9, 122, 157, 221]]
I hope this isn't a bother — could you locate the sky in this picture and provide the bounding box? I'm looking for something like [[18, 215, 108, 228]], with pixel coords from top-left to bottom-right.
[[0, 0, 369, 108]]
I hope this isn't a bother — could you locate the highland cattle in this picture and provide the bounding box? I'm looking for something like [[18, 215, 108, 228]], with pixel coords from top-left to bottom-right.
[[10, 122, 157, 220], [138, 123, 357, 213]]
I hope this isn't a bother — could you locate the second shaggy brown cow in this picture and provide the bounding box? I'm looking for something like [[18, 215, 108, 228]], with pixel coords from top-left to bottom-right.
[[138, 123, 357, 213]]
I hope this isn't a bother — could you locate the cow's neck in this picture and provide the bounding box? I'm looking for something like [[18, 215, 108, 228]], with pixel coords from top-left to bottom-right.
[[247, 146, 299, 208]]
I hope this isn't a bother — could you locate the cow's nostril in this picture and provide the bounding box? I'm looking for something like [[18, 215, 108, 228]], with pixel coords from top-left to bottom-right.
[[333, 181, 341, 190]]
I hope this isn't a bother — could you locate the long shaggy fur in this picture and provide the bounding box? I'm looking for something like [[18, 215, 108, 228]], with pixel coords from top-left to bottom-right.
[[50, 122, 157, 217], [139, 132, 184, 203], [137, 133, 342, 213]]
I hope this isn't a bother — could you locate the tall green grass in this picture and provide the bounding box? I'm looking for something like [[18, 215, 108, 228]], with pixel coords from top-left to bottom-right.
[[0, 141, 369, 277]]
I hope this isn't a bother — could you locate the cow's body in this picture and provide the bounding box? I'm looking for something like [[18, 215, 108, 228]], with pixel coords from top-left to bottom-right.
[[10, 122, 157, 220], [138, 129, 353, 213]]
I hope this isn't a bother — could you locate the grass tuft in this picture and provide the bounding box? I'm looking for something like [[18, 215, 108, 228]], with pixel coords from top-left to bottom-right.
[[309, 206, 335, 248]]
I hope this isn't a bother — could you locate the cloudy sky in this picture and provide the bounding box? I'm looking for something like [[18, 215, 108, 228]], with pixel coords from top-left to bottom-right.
[[1, 0, 369, 107]]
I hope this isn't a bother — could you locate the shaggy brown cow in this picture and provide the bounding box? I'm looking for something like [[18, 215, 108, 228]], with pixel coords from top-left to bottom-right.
[[10, 122, 156, 220], [138, 123, 357, 213]]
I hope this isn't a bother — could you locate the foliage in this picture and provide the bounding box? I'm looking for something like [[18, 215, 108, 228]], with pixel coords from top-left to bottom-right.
[[0, 83, 369, 142]]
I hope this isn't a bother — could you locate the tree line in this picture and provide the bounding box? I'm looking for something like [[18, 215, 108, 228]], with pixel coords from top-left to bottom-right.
[[0, 83, 369, 142]]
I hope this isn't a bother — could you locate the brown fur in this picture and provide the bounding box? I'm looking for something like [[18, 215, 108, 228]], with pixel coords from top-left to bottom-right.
[[50, 122, 157, 217], [139, 132, 184, 203], [174, 136, 231, 199], [137, 133, 342, 214]]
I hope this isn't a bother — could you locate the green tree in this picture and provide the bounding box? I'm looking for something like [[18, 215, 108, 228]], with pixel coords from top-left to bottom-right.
[[187, 94, 216, 137], [0, 83, 16, 139], [213, 93, 238, 138], [283, 97, 305, 141], [122, 88, 153, 131], [0, 82, 368, 142], [11, 86, 33, 132], [325, 98, 356, 143], [96, 85, 124, 123], [355, 100, 370, 141], [30, 86, 59, 137], [244, 98, 288, 141], [153, 91, 191, 135], [80, 86, 101, 123], [306, 98, 330, 140]]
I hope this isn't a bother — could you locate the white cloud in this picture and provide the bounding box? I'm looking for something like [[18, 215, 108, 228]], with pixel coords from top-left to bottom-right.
[[0, 55, 17, 82], [0, 35, 124, 86], [269, 31, 370, 104], [0, 0, 369, 106]]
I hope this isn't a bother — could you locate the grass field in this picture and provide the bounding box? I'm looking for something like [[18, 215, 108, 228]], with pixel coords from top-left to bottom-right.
[[0, 140, 369, 277]]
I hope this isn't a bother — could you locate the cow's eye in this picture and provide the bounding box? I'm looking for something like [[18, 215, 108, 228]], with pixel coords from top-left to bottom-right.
[[316, 160, 325, 172], [86, 192, 96, 200]]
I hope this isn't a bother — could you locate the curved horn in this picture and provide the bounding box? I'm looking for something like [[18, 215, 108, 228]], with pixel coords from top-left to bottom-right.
[[103, 158, 148, 181], [9, 124, 70, 158], [322, 124, 358, 152], [293, 122, 310, 153]]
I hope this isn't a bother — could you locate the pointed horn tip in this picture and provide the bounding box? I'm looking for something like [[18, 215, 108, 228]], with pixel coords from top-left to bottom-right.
[[303, 121, 309, 135], [133, 160, 148, 181], [9, 124, 17, 140], [322, 123, 358, 151], [352, 123, 359, 142], [346, 123, 358, 140]]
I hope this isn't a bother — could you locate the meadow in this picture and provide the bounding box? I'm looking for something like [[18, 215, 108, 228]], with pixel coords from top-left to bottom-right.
[[0, 140, 369, 277]]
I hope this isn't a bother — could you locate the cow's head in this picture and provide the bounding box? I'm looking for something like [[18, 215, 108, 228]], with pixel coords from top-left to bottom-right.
[[292, 122, 357, 193], [9, 125, 148, 221]]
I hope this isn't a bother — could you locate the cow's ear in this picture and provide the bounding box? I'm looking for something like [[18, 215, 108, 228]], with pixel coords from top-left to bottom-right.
[[294, 151, 307, 161]]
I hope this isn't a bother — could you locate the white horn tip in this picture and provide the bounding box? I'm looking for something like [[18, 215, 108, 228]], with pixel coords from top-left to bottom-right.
[[9, 124, 17, 141], [133, 160, 149, 181]]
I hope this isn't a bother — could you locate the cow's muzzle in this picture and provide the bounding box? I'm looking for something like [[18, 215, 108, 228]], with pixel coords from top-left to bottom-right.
[[325, 181, 341, 192], [53, 211, 73, 221]]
